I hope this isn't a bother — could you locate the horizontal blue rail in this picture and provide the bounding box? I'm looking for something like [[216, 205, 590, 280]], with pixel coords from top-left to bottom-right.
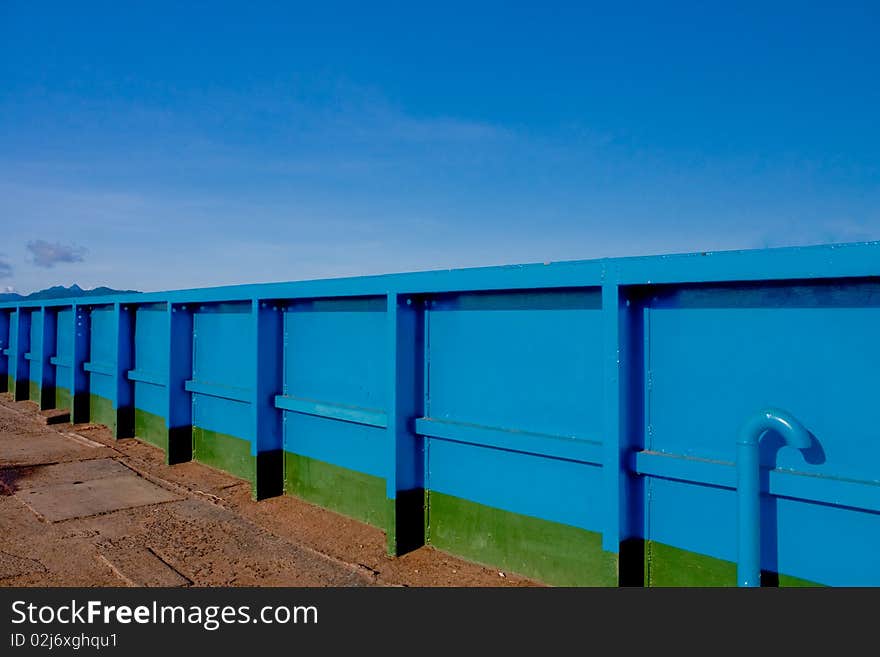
[[126, 369, 167, 387], [274, 395, 387, 428], [632, 450, 880, 514], [83, 361, 115, 376], [415, 417, 603, 465], [184, 380, 252, 403]]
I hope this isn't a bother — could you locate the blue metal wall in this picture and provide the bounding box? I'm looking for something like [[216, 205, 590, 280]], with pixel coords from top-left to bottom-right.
[[132, 303, 169, 422], [87, 305, 117, 405], [27, 308, 43, 401], [55, 307, 74, 401], [0, 310, 10, 391], [2, 242, 878, 586], [190, 302, 254, 452], [423, 289, 605, 533], [638, 281, 880, 585], [281, 296, 388, 480]]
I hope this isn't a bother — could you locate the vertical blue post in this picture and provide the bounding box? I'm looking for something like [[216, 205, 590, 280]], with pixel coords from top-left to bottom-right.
[[602, 283, 623, 557], [114, 303, 135, 438], [385, 292, 425, 556], [9, 310, 18, 396], [39, 307, 57, 410], [166, 303, 193, 464], [71, 304, 90, 423], [252, 298, 283, 499], [0, 310, 9, 394], [602, 279, 642, 582], [13, 309, 31, 401]]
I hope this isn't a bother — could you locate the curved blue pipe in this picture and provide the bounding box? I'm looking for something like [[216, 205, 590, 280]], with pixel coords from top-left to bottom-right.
[[736, 408, 810, 587]]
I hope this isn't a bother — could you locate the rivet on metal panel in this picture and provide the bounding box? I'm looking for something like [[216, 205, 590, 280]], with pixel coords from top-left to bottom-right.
[[406, 298, 412, 305]]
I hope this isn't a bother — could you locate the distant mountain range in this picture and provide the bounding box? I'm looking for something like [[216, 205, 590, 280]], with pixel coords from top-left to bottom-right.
[[0, 284, 139, 302]]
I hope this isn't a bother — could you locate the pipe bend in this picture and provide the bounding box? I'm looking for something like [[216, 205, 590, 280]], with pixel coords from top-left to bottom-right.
[[737, 407, 810, 450]]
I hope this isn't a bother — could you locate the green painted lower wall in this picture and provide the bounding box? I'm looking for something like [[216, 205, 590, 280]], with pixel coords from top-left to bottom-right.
[[55, 386, 70, 410], [283, 452, 387, 527], [29, 379, 40, 403], [135, 408, 168, 451], [5, 374, 11, 394], [644, 541, 821, 587], [193, 427, 255, 484], [427, 491, 617, 587], [89, 393, 116, 433]]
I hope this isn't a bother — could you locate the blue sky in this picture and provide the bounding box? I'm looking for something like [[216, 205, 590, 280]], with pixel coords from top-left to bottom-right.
[[1, 1, 878, 293]]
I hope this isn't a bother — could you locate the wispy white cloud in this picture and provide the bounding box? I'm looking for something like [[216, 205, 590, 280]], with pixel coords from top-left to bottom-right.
[[26, 239, 88, 268]]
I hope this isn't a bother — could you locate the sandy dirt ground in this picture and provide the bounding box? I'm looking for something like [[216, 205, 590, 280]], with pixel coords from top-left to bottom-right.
[[0, 396, 537, 587]]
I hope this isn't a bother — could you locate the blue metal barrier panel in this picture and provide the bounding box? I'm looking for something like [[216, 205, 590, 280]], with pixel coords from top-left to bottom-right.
[[280, 296, 388, 526], [190, 302, 255, 482], [2, 242, 878, 587], [132, 303, 170, 450]]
